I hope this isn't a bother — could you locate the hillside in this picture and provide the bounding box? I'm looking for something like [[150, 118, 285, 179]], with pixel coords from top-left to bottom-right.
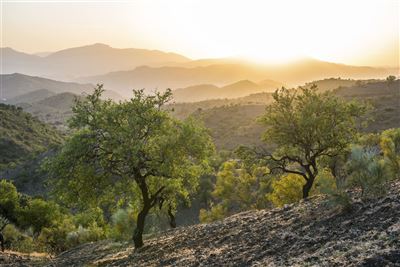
[[26, 180, 399, 266], [7, 89, 56, 105], [0, 73, 93, 100], [0, 104, 63, 168], [1, 44, 190, 80], [172, 79, 282, 102], [197, 80, 400, 150]]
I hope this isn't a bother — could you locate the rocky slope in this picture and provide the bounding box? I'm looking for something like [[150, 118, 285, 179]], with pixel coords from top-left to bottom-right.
[[36, 181, 400, 266]]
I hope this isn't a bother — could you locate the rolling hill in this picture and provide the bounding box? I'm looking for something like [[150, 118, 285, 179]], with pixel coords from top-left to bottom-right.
[[1, 44, 190, 80], [0, 73, 93, 100], [0, 104, 63, 168], [79, 58, 395, 97], [188, 79, 400, 150], [0, 73, 123, 104], [7, 89, 56, 105], [172, 79, 283, 102]]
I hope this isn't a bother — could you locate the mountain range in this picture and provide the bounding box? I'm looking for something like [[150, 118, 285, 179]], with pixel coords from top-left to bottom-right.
[[1, 44, 397, 99], [172, 79, 283, 102], [1, 43, 190, 80]]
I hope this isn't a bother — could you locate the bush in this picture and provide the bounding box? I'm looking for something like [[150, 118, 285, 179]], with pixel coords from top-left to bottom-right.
[[37, 218, 75, 253], [347, 146, 390, 200], [198, 161, 269, 222], [380, 128, 400, 179], [266, 174, 304, 207], [66, 222, 106, 248], [0, 179, 20, 220], [3, 224, 37, 253], [109, 208, 136, 241], [17, 198, 64, 235], [267, 170, 337, 208], [199, 204, 227, 223]]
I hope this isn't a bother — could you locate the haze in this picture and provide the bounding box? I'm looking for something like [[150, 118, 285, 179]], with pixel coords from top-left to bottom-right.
[[2, 0, 399, 67]]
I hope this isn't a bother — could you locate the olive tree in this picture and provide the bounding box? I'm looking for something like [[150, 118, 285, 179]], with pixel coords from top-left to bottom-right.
[[47, 85, 215, 248], [259, 86, 367, 198]]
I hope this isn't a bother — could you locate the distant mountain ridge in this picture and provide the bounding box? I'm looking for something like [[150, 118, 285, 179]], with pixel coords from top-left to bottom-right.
[[172, 79, 283, 102], [80, 58, 396, 97], [0, 73, 122, 102], [1, 43, 190, 80], [2, 44, 397, 96]]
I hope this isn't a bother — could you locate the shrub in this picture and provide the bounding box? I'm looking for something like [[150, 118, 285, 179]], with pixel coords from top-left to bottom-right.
[[347, 146, 390, 200], [109, 208, 136, 241], [0, 179, 20, 220], [66, 222, 106, 248], [199, 204, 227, 223], [37, 218, 75, 253], [266, 174, 304, 207], [380, 128, 400, 179], [3, 224, 37, 253], [17, 198, 64, 235]]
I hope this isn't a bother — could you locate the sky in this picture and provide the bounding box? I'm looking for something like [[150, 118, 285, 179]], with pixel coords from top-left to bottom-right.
[[1, 0, 399, 67]]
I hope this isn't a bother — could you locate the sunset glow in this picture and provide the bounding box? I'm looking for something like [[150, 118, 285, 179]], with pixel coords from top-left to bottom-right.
[[2, 0, 399, 66]]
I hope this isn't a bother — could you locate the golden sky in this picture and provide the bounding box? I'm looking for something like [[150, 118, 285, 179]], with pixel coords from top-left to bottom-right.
[[2, 0, 399, 67]]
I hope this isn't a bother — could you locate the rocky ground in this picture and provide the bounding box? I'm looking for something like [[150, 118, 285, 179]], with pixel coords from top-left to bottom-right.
[[4, 181, 400, 267], [0, 251, 49, 267]]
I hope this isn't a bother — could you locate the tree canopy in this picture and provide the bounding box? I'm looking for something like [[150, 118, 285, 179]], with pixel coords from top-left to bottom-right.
[[47, 85, 215, 248], [257, 86, 367, 198]]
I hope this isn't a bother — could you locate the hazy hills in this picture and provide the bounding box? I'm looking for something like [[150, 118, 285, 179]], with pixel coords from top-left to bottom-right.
[[2, 44, 397, 99], [0, 73, 123, 103], [1, 43, 190, 80], [172, 79, 283, 102], [80, 58, 395, 97], [0, 73, 93, 100]]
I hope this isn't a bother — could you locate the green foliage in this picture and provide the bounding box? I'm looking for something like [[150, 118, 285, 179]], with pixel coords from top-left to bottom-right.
[[3, 224, 36, 253], [0, 179, 20, 221], [46, 85, 215, 248], [37, 218, 76, 253], [0, 103, 63, 169], [199, 160, 269, 222], [199, 204, 227, 223], [0, 179, 106, 253], [266, 174, 304, 207], [259, 86, 367, 198], [66, 223, 106, 248], [17, 198, 64, 235], [109, 208, 136, 241], [380, 128, 400, 179], [347, 146, 390, 200], [267, 169, 337, 208]]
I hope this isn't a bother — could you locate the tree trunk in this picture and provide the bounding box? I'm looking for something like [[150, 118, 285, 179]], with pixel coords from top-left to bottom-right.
[[133, 207, 149, 249], [167, 205, 176, 228], [302, 176, 315, 199]]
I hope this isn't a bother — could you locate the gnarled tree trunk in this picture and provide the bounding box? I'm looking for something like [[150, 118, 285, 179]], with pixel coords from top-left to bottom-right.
[[133, 206, 150, 249]]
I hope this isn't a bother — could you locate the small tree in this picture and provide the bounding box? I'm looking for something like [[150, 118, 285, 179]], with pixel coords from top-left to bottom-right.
[[259, 86, 367, 198], [347, 146, 390, 199], [199, 160, 269, 222], [380, 128, 400, 179], [386, 75, 396, 86], [0, 179, 20, 222], [47, 85, 214, 248]]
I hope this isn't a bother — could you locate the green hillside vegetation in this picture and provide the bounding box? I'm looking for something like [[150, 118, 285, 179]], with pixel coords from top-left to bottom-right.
[[7, 89, 55, 105], [0, 104, 63, 168], [0, 81, 399, 261]]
